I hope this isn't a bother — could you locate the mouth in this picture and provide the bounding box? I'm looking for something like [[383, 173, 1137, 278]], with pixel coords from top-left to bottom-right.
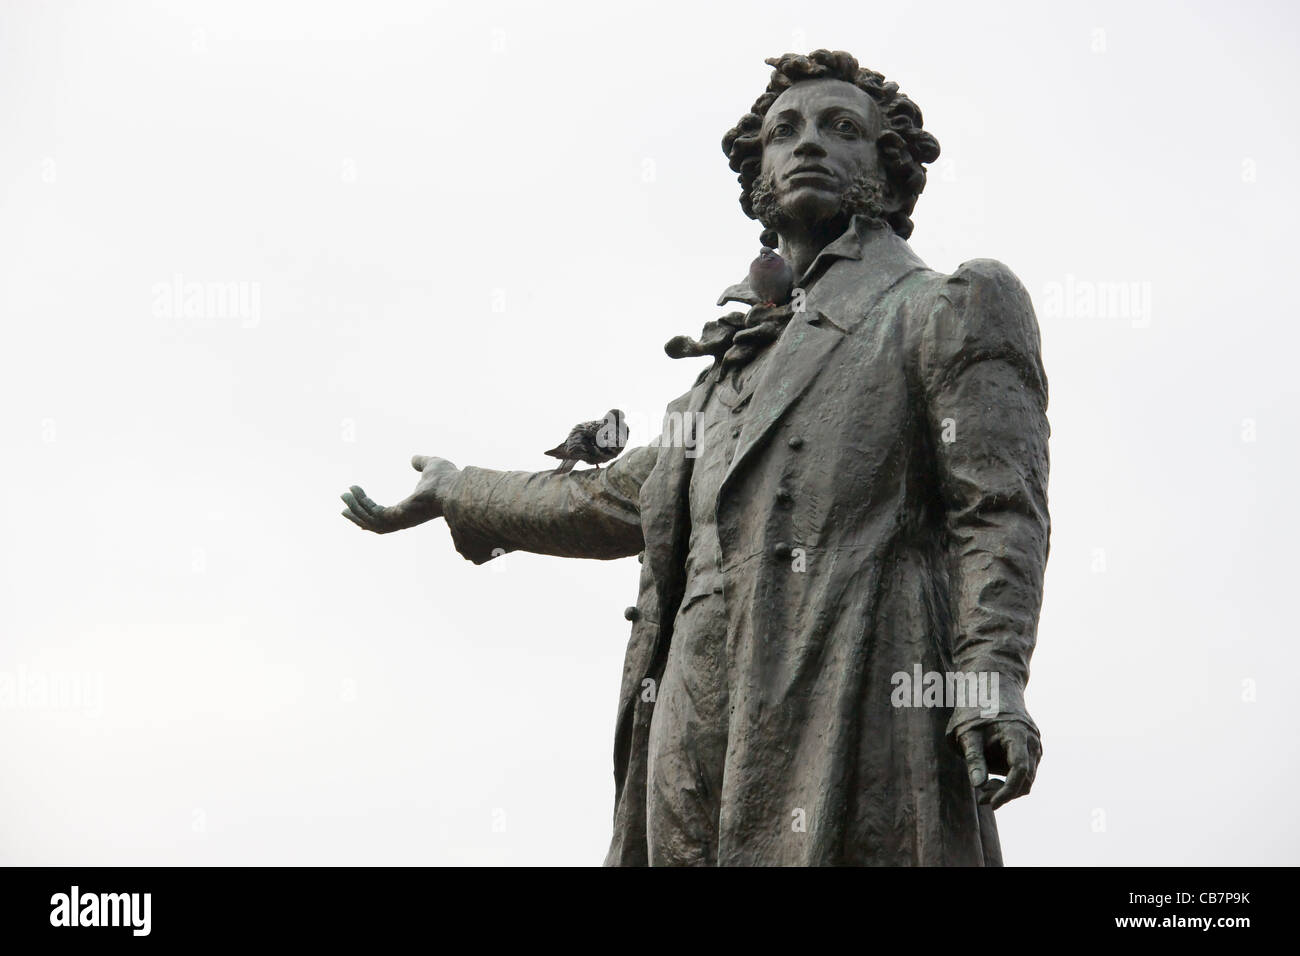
[[785, 164, 835, 183]]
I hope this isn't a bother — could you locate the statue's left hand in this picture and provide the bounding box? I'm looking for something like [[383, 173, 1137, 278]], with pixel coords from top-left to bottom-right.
[[958, 721, 1041, 810]]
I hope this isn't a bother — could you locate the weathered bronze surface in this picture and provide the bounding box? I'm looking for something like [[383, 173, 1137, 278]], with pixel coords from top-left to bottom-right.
[[342, 50, 1050, 866]]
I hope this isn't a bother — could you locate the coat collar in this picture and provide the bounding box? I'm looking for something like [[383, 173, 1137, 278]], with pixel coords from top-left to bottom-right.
[[795, 213, 895, 286], [715, 215, 907, 308], [716, 224, 929, 491]]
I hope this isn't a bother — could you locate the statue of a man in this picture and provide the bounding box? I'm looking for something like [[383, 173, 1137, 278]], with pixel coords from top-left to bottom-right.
[[342, 50, 1050, 866]]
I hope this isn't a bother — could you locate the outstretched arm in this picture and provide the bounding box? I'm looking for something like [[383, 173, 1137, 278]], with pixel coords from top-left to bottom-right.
[[919, 259, 1051, 810], [440, 445, 657, 563], [342, 445, 658, 564]]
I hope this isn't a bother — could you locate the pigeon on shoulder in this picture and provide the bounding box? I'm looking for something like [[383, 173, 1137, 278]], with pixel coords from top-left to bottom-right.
[[749, 248, 794, 307]]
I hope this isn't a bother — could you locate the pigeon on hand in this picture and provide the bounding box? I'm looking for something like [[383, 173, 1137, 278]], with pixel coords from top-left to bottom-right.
[[749, 248, 794, 307], [544, 409, 629, 474]]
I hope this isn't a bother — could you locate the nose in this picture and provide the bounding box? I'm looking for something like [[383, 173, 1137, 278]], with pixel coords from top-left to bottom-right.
[[792, 127, 827, 158]]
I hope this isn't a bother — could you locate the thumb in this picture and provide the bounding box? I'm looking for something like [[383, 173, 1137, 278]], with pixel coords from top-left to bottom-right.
[[411, 455, 429, 472], [960, 728, 988, 788]]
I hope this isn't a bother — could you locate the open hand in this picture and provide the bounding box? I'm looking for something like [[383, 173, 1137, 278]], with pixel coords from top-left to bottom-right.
[[341, 455, 460, 534]]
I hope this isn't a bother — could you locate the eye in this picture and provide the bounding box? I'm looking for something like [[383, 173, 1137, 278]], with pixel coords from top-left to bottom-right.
[[769, 123, 794, 140], [833, 118, 860, 136]]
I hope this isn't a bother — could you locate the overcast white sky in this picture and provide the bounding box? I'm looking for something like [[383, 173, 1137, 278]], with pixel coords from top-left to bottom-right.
[[2, 0, 1297, 865]]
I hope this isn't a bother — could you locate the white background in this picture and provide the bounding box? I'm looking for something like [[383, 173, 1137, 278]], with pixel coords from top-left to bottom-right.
[[2, 0, 1296, 865]]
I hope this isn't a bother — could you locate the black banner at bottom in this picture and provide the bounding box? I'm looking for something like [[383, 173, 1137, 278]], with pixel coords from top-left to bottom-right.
[[0, 865, 1276, 942]]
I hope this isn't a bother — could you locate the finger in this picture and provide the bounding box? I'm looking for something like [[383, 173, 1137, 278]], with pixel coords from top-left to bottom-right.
[[341, 492, 383, 530], [1001, 727, 1028, 763], [992, 719, 1041, 755], [989, 730, 1034, 810], [411, 455, 428, 472], [1015, 734, 1038, 787], [997, 728, 1037, 786], [341, 509, 371, 531], [340, 490, 366, 517], [348, 486, 383, 517], [340, 492, 374, 523], [959, 729, 988, 788], [990, 764, 1031, 811]]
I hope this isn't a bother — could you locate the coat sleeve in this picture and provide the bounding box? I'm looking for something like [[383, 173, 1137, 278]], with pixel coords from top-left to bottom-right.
[[440, 443, 658, 564], [916, 259, 1051, 756]]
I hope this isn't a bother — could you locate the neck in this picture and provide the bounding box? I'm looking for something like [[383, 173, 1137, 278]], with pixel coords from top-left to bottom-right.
[[774, 216, 849, 280]]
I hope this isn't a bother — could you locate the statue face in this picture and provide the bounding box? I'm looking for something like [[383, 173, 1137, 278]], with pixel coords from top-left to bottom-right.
[[758, 78, 885, 230]]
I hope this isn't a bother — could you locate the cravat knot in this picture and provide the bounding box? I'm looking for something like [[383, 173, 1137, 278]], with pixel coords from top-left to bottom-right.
[[665, 304, 797, 370]]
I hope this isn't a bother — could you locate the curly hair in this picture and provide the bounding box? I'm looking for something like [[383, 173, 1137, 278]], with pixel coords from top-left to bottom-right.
[[722, 50, 941, 244]]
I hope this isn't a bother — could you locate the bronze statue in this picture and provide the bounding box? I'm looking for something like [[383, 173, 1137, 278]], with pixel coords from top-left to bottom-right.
[[342, 50, 1050, 866]]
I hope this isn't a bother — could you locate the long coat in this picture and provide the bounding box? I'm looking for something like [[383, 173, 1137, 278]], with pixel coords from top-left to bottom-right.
[[441, 219, 1050, 866]]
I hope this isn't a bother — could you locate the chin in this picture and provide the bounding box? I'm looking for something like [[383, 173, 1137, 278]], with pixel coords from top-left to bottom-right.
[[779, 188, 847, 230]]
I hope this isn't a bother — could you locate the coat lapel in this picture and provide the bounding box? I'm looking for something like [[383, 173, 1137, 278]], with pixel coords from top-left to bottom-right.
[[719, 228, 929, 493], [720, 312, 843, 493]]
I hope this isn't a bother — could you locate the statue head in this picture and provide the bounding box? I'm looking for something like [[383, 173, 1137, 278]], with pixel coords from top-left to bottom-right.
[[722, 50, 941, 246]]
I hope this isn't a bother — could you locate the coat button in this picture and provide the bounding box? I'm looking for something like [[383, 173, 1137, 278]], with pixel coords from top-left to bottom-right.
[[787, 436, 804, 449], [772, 542, 792, 560], [637, 551, 644, 564], [624, 606, 641, 622], [776, 488, 793, 506]]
